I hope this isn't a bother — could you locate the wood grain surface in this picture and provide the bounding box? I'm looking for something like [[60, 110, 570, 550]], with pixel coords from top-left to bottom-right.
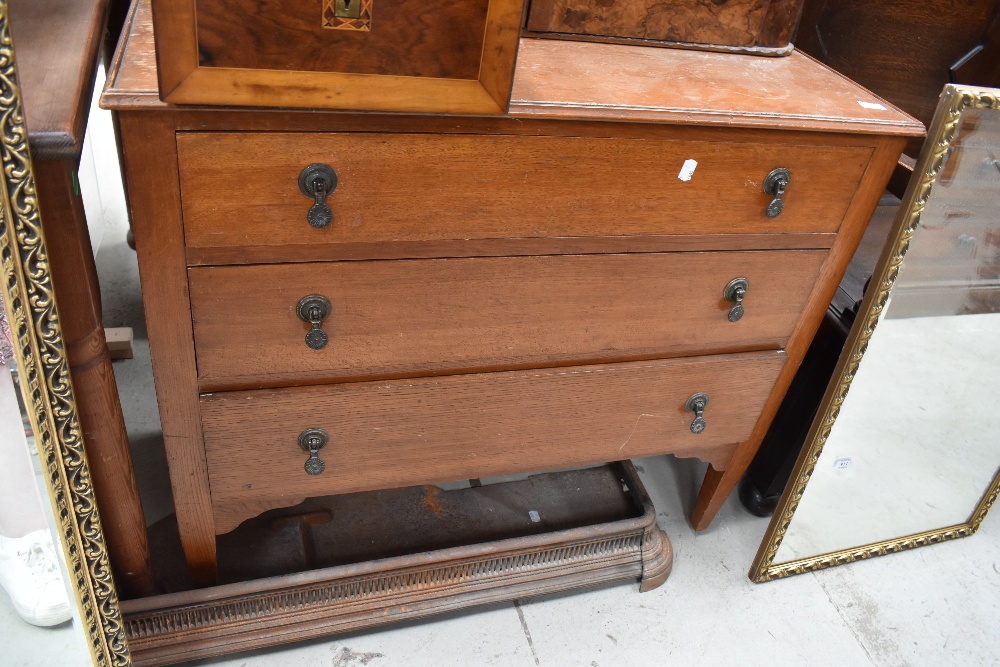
[[690, 135, 910, 530], [34, 160, 155, 597], [11, 0, 109, 160], [148, 0, 523, 112], [526, 0, 771, 47], [509, 39, 926, 136], [193, 0, 488, 79], [189, 251, 826, 390], [758, 0, 807, 48], [119, 113, 218, 586], [105, 0, 925, 140], [201, 352, 785, 533], [103, 0, 920, 556], [795, 0, 1000, 156], [177, 131, 870, 256]]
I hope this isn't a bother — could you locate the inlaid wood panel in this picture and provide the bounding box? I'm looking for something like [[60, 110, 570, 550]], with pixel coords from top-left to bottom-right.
[[194, 0, 488, 79], [201, 351, 786, 532], [150, 0, 524, 112], [177, 131, 871, 258], [189, 251, 826, 390], [527, 0, 771, 47]]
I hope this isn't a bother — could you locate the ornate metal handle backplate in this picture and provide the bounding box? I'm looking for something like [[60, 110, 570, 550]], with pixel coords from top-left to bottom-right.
[[297, 294, 332, 350], [763, 167, 791, 218], [685, 392, 710, 434], [298, 163, 339, 229], [298, 428, 328, 475], [723, 277, 749, 322]]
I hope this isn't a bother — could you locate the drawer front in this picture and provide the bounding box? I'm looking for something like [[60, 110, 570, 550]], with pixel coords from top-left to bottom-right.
[[202, 351, 786, 532], [177, 132, 870, 258], [189, 250, 826, 390]]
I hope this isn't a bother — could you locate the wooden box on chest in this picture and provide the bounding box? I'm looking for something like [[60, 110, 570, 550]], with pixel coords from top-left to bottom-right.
[[149, 0, 524, 112], [524, 0, 806, 55], [104, 0, 922, 584]]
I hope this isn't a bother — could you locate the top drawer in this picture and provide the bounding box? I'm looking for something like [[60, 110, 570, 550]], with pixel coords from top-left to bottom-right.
[[177, 132, 871, 263]]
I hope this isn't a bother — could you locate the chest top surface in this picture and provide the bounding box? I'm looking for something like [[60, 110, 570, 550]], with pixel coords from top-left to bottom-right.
[[103, 0, 923, 138]]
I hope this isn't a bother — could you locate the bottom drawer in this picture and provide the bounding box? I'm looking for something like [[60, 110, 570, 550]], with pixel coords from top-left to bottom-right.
[[202, 351, 785, 533]]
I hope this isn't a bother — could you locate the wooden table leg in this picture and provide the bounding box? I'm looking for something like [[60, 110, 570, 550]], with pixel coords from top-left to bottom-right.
[[35, 159, 155, 598]]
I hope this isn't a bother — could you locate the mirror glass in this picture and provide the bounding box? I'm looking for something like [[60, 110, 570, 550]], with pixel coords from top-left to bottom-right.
[[0, 297, 93, 665], [766, 92, 1000, 569]]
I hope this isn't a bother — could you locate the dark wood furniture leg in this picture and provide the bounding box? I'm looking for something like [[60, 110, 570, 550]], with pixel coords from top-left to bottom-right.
[[12, 0, 155, 597], [34, 160, 155, 597]]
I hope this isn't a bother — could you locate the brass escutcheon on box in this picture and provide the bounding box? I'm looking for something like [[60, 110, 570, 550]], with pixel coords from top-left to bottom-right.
[[323, 0, 372, 30]]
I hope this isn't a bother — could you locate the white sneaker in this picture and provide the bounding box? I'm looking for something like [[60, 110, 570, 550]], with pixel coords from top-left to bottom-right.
[[0, 530, 72, 626]]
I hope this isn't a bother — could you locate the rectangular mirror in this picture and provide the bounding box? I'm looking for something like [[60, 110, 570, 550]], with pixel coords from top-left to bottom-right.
[[752, 84, 1000, 580]]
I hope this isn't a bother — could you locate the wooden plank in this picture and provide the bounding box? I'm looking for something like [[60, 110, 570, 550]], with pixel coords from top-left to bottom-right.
[[509, 39, 926, 136], [34, 160, 155, 597], [189, 251, 826, 390], [12, 0, 109, 160], [479, 0, 525, 111], [201, 352, 786, 532], [149, 0, 199, 99], [118, 112, 218, 585], [177, 132, 871, 252]]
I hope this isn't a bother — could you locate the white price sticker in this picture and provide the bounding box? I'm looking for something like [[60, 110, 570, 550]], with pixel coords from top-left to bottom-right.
[[858, 101, 888, 111], [677, 159, 698, 182]]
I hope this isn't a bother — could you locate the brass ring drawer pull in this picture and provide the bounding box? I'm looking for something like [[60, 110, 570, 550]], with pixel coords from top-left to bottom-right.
[[685, 392, 709, 434], [298, 163, 338, 229], [297, 294, 332, 350], [298, 428, 328, 475], [723, 277, 749, 322], [763, 167, 791, 218]]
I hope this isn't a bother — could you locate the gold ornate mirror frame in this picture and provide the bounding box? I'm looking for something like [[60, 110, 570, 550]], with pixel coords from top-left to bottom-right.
[[750, 84, 1000, 582], [0, 1, 129, 663]]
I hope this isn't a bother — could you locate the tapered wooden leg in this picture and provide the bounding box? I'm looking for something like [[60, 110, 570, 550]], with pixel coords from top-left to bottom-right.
[[35, 159, 156, 597], [118, 113, 218, 586], [690, 465, 733, 531]]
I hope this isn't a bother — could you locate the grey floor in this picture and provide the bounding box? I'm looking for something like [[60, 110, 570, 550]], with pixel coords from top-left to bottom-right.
[[4, 83, 1000, 666]]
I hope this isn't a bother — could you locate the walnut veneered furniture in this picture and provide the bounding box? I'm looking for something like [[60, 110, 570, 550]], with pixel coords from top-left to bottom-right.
[[149, 0, 525, 113], [104, 0, 923, 584], [524, 0, 806, 55]]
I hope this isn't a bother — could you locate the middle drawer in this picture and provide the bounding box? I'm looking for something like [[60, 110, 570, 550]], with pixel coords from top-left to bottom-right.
[[190, 251, 825, 390]]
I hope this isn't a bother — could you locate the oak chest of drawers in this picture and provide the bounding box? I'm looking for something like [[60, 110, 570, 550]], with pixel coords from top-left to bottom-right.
[[104, 0, 923, 584]]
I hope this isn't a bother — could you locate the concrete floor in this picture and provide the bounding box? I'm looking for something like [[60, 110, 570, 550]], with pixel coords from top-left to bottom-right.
[[4, 85, 1000, 666]]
